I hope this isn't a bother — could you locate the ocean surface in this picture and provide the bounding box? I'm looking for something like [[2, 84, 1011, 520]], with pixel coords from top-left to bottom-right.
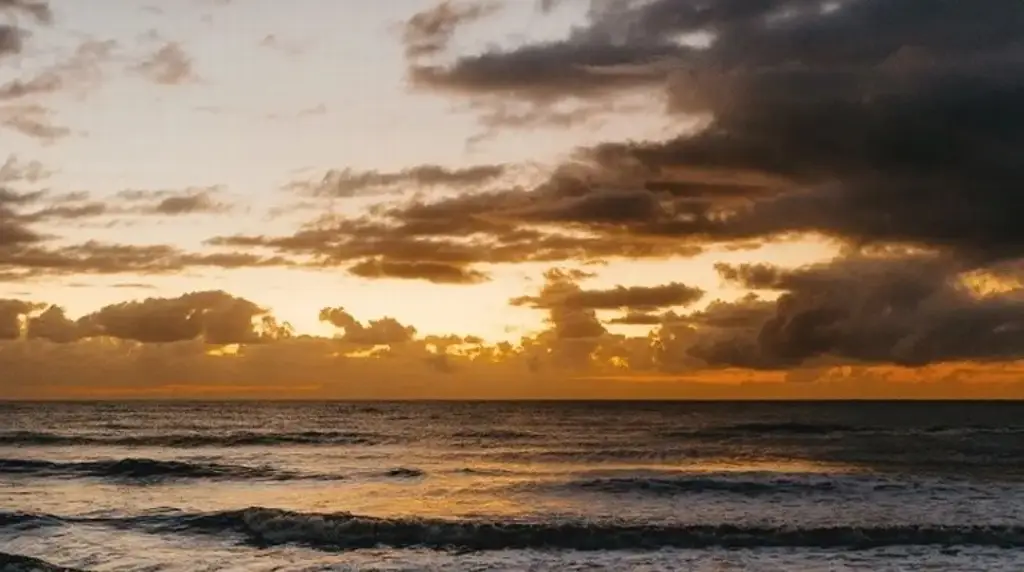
[[1, 401, 1023, 571]]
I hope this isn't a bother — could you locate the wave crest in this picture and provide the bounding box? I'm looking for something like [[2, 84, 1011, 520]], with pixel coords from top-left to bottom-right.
[[5, 507, 1024, 551], [0, 430, 377, 447], [167, 508, 1024, 551], [0, 552, 82, 572], [0, 457, 320, 482]]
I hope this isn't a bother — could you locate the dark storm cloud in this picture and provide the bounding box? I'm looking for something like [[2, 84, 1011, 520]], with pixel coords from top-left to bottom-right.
[[318, 307, 417, 345], [512, 281, 704, 311], [688, 254, 1024, 369], [349, 257, 489, 284], [287, 164, 508, 198], [398, 0, 1024, 262]]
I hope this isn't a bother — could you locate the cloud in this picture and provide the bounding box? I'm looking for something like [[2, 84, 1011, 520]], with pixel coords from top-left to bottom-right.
[[0, 241, 296, 281], [2, 283, 1024, 399], [690, 253, 1024, 369], [76, 291, 289, 344], [0, 25, 23, 58], [319, 307, 417, 345], [0, 70, 62, 100], [1, 175, 260, 280], [4, 185, 234, 224], [135, 42, 196, 85], [0, 37, 115, 139], [211, 163, 710, 282], [0, 39, 116, 102], [0, 155, 51, 183], [512, 278, 704, 311], [0, 103, 70, 141], [286, 164, 508, 198], [395, 0, 1024, 265], [349, 258, 489, 284], [402, 1, 500, 59], [0, 1, 51, 58], [0, 298, 41, 339], [607, 311, 664, 326], [0, 1, 51, 23], [150, 190, 230, 215], [25, 304, 78, 342]]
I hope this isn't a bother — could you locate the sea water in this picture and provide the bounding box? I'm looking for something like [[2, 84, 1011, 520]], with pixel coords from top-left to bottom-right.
[[2, 401, 1023, 571]]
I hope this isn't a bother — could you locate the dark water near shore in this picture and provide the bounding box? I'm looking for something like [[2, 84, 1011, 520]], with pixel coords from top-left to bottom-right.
[[2, 401, 1023, 571]]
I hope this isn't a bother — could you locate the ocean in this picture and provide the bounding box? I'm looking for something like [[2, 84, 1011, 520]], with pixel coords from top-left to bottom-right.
[[1, 401, 1023, 571]]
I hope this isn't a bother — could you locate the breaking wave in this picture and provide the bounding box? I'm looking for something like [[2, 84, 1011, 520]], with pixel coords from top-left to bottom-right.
[[0, 551, 82, 572], [0, 458, 324, 482], [5, 508, 1024, 551], [0, 430, 379, 447]]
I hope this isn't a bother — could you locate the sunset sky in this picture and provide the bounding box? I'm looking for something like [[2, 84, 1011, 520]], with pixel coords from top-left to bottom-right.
[[2, 0, 1023, 399]]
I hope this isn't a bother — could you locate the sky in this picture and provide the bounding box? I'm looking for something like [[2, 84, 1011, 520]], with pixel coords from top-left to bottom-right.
[[2, 0, 1024, 399]]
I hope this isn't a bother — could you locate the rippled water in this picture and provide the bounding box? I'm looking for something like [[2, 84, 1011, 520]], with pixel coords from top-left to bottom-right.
[[2, 401, 1023, 571]]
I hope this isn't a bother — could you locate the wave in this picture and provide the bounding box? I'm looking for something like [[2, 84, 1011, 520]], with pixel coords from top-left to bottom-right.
[[451, 429, 541, 440], [147, 508, 1024, 551], [6, 507, 1024, 551], [561, 475, 837, 496], [690, 422, 868, 436], [0, 457, 324, 482], [0, 552, 83, 572], [380, 467, 425, 478], [0, 430, 378, 447], [0, 512, 58, 530], [665, 423, 1024, 439]]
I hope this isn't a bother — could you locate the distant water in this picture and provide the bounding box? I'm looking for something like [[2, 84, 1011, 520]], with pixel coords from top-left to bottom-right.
[[2, 401, 1024, 571]]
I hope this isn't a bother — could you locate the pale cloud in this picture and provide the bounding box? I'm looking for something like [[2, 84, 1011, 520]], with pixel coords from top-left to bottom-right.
[[134, 42, 197, 85]]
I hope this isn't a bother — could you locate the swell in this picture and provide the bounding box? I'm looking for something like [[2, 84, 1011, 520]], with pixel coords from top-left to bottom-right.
[[665, 423, 1024, 438], [0, 430, 377, 447], [560, 475, 837, 496], [5, 508, 1024, 551], [0, 552, 83, 572], [0, 457, 324, 482]]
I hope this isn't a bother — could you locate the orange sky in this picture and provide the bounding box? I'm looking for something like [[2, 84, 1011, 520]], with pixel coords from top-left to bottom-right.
[[2, 0, 1023, 399]]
